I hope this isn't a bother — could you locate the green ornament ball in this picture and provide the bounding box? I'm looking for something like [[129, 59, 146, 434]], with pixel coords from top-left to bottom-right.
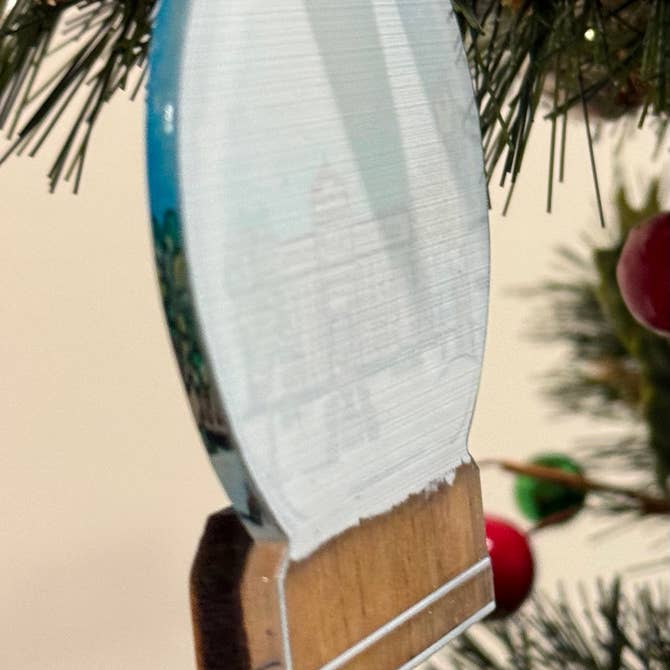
[[514, 453, 586, 522]]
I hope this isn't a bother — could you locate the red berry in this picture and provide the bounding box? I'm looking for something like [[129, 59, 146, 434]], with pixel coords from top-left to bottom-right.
[[484, 516, 535, 617], [616, 212, 670, 337]]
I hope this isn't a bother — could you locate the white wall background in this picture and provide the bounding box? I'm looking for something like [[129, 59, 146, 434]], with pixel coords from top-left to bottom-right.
[[1, 87, 666, 668]]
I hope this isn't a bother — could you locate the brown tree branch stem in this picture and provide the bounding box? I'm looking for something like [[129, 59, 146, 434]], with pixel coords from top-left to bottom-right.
[[480, 459, 670, 515]]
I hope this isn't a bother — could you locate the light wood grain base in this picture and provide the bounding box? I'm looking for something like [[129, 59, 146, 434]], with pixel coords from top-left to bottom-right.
[[191, 461, 494, 670]]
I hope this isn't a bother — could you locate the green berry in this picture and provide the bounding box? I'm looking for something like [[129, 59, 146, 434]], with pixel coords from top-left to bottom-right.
[[514, 453, 586, 522]]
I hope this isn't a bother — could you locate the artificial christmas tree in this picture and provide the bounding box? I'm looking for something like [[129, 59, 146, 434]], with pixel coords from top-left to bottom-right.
[[0, 1, 667, 194], [442, 579, 669, 670]]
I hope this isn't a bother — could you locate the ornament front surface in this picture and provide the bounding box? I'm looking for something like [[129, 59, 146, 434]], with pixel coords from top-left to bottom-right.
[[147, 0, 489, 560]]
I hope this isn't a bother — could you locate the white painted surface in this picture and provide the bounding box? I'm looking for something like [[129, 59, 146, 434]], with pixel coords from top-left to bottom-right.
[[179, 0, 488, 559]]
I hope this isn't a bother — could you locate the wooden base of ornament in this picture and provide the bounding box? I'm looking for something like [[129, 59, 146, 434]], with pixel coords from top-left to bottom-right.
[[190, 462, 494, 670]]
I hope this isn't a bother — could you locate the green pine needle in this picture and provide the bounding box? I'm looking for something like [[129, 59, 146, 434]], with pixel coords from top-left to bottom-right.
[[0, 0, 154, 192], [440, 579, 669, 670], [455, 0, 669, 211], [0, 1, 667, 192]]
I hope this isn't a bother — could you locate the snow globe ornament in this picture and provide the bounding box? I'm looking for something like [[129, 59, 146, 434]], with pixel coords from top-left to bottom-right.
[[147, 1, 493, 667]]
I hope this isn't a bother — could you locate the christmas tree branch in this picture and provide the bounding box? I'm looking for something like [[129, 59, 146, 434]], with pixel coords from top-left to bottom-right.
[[518, 179, 670, 487], [481, 458, 670, 514], [455, 0, 669, 208], [440, 578, 669, 670], [0, 1, 667, 192], [0, 0, 154, 191]]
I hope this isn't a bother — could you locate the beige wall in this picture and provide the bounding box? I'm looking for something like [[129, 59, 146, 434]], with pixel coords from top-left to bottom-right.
[[1, 94, 666, 669]]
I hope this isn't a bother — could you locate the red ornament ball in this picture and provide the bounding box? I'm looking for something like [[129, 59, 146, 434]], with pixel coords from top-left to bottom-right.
[[616, 211, 669, 337], [485, 516, 535, 617]]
